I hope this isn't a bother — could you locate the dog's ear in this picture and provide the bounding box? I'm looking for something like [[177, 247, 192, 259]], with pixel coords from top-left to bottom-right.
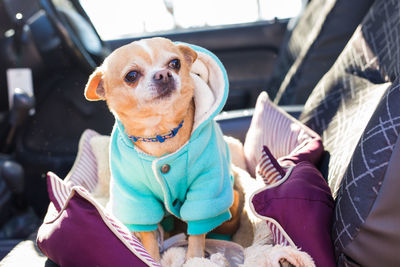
[[177, 44, 197, 66], [85, 67, 105, 101]]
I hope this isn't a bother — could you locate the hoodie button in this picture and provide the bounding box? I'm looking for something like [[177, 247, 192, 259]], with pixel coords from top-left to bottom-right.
[[161, 164, 170, 174]]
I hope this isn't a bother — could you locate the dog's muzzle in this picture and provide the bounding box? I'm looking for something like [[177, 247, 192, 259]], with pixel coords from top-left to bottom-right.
[[153, 69, 176, 98]]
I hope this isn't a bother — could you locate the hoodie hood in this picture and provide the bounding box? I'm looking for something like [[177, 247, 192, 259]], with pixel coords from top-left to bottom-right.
[[180, 42, 229, 133]]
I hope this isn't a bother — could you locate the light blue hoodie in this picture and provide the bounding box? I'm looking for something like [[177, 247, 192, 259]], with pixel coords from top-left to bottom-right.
[[109, 44, 233, 235]]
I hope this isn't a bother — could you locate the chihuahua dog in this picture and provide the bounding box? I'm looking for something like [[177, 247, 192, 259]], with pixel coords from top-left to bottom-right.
[[84, 37, 235, 262]]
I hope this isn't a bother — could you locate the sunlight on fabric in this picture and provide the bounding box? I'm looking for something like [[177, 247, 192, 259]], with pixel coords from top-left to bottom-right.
[[80, 0, 303, 40]]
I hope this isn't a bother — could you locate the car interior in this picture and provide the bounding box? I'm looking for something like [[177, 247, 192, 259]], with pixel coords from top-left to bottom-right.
[[0, 0, 399, 266]]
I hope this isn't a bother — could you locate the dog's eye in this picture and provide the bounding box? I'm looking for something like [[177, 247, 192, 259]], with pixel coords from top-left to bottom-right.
[[168, 59, 180, 70], [125, 71, 139, 83]]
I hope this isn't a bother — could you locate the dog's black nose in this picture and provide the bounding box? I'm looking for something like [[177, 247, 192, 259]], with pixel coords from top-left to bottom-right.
[[153, 69, 172, 84]]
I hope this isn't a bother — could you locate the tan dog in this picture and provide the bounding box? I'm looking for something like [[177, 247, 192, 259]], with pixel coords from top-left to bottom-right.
[[84, 37, 204, 261]]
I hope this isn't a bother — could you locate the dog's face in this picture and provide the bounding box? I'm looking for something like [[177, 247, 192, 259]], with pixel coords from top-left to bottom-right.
[[84, 37, 197, 135]]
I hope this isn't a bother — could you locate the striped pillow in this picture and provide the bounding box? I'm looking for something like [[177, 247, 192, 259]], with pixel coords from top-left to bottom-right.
[[244, 92, 323, 177], [36, 130, 160, 267]]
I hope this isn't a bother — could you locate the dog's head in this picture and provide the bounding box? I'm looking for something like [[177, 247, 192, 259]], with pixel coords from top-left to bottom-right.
[[84, 37, 197, 133]]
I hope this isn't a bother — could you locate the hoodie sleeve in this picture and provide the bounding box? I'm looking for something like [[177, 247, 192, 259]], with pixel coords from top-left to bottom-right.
[[180, 172, 233, 235], [180, 123, 234, 235], [109, 175, 165, 232]]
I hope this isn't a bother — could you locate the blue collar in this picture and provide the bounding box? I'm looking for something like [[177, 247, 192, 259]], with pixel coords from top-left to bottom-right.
[[128, 121, 184, 143]]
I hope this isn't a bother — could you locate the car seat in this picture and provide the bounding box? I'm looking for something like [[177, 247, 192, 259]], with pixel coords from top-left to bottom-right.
[[299, 0, 400, 265], [268, 0, 374, 105]]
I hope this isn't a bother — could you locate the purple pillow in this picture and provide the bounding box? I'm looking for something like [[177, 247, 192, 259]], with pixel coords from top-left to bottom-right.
[[251, 146, 335, 267], [36, 130, 161, 267], [37, 172, 160, 267]]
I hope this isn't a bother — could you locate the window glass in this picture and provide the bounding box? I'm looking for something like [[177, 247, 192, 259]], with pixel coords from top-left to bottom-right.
[[80, 0, 304, 40]]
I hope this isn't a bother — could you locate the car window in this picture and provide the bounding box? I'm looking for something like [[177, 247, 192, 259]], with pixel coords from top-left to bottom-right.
[[79, 0, 304, 40]]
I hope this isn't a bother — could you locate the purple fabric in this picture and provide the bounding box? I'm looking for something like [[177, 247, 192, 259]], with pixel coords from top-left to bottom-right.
[[252, 161, 335, 267], [36, 192, 147, 267], [280, 138, 324, 166]]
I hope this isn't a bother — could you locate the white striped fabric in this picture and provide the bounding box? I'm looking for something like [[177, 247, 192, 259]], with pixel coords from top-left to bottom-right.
[[266, 221, 291, 247], [103, 213, 159, 265], [47, 130, 161, 267], [48, 172, 72, 211], [64, 129, 99, 192], [244, 91, 315, 176], [256, 146, 286, 185]]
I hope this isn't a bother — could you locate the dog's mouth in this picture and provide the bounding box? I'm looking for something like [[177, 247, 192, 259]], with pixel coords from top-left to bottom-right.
[[155, 85, 175, 99]]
